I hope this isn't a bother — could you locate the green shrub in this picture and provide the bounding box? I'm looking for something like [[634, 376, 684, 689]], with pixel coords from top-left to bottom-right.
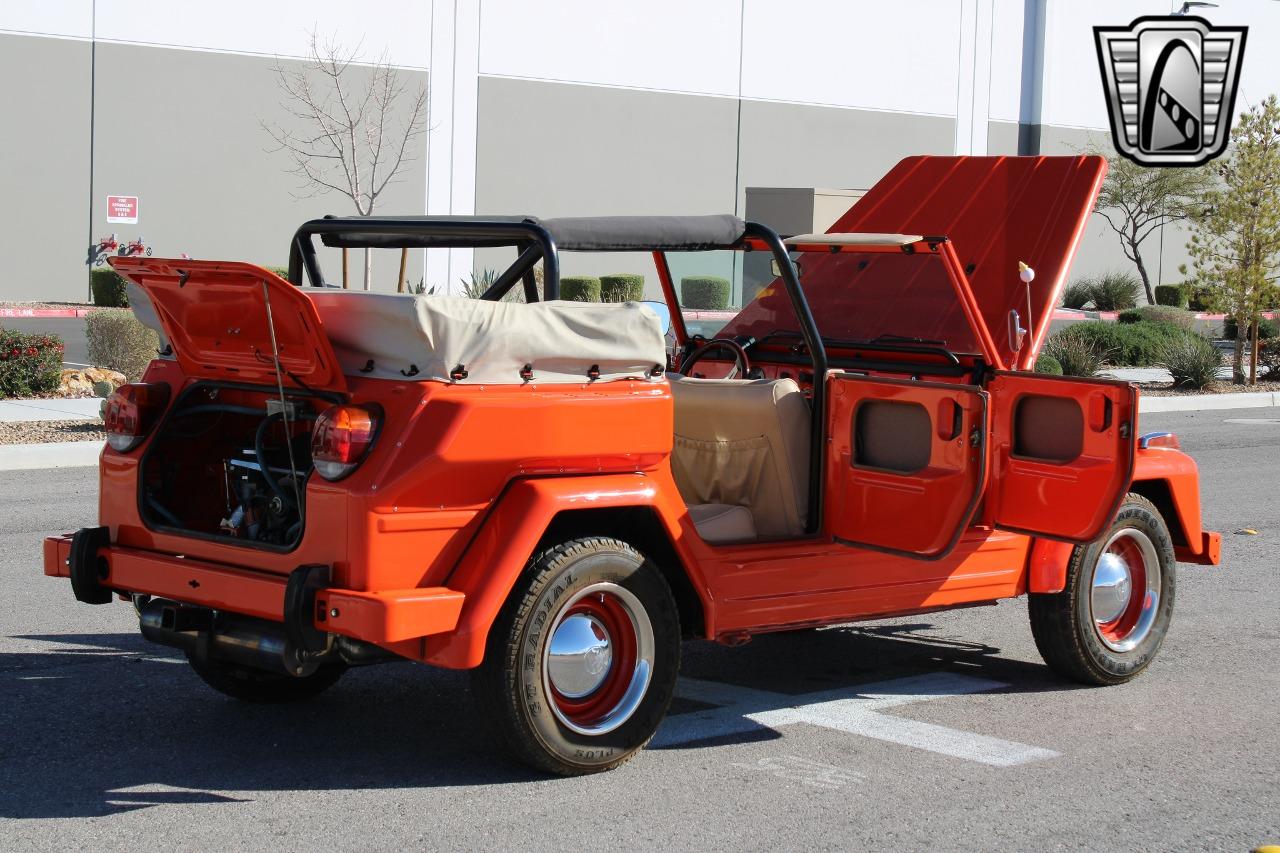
[[1034, 353, 1063, 375], [1053, 319, 1188, 367], [1259, 339, 1280, 379], [1088, 271, 1140, 311], [0, 329, 64, 398], [1154, 285, 1185, 307], [1158, 333, 1221, 389], [89, 268, 129, 307], [1060, 279, 1093, 310], [1222, 316, 1279, 340], [85, 310, 160, 382], [681, 276, 731, 310], [1187, 285, 1214, 311], [1117, 309, 1143, 324], [560, 276, 601, 302], [600, 274, 645, 303], [264, 265, 291, 280], [1135, 305, 1196, 331], [1042, 330, 1107, 378]]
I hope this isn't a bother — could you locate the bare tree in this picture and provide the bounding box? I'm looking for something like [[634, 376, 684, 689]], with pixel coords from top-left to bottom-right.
[[1092, 148, 1214, 305], [262, 33, 427, 289]]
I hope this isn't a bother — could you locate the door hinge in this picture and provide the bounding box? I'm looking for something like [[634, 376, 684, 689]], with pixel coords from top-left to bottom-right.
[[969, 426, 982, 447], [1119, 421, 1131, 439]]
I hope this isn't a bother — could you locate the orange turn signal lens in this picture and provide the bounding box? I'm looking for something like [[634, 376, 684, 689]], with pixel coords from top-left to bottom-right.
[[1138, 432, 1180, 450]]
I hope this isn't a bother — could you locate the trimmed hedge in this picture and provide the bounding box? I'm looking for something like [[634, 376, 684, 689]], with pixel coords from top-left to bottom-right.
[[90, 268, 129, 307], [1135, 305, 1195, 330], [560, 276, 601, 302], [1034, 353, 1063, 375], [1222, 316, 1279, 341], [1118, 309, 1143, 324], [0, 328, 64, 398], [1187, 285, 1214, 311], [1154, 285, 1185, 307], [600, 274, 644, 303], [85, 310, 160, 382], [681, 276, 730, 310], [1049, 319, 1191, 367]]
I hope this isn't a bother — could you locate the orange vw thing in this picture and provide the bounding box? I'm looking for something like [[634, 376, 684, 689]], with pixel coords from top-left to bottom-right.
[[44, 156, 1219, 774]]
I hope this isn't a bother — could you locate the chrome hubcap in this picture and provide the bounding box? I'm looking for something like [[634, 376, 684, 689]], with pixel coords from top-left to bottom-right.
[[1090, 528, 1162, 653], [1090, 553, 1133, 624], [547, 615, 614, 699], [542, 582, 655, 736]]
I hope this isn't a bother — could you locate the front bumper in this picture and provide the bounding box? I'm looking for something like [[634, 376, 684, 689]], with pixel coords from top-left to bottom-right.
[[44, 530, 465, 645]]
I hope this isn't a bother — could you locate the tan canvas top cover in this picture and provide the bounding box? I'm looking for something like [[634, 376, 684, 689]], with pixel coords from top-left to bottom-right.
[[307, 291, 667, 385]]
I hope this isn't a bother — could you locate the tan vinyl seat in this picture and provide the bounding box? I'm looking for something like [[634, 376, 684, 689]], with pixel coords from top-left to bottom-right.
[[667, 375, 811, 541]]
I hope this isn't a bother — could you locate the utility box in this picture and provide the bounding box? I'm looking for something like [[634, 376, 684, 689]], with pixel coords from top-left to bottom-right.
[[742, 188, 867, 303]]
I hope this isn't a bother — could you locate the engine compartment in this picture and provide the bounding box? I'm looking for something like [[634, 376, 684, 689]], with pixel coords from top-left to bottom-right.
[[140, 384, 327, 549]]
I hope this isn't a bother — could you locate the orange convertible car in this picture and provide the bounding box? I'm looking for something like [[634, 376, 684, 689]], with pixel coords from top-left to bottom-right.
[[44, 156, 1219, 774]]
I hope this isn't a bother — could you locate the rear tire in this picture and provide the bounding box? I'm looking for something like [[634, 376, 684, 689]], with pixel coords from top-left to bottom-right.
[[1029, 493, 1176, 685], [186, 654, 347, 703], [474, 537, 681, 775]]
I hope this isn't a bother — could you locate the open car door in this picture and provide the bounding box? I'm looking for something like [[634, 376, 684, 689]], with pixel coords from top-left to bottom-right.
[[986, 372, 1136, 542], [825, 374, 988, 560]]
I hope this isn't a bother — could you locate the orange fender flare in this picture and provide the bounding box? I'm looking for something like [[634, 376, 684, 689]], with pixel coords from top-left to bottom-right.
[[420, 473, 703, 670]]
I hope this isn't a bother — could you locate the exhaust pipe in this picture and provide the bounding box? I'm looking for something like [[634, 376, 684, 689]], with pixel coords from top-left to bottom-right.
[[139, 599, 321, 676], [137, 598, 394, 675]]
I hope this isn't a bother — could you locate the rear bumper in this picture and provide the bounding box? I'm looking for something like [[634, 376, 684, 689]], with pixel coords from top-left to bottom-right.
[[43, 531, 465, 645]]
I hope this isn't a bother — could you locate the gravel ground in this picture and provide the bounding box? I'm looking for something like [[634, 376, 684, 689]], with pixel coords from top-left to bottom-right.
[[0, 419, 106, 445], [1138, 379, 1280, 396]]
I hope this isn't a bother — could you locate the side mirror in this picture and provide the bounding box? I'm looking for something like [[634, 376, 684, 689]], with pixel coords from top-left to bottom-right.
[[640, 300, 672, 336], [1007, 309, 1027, 353]]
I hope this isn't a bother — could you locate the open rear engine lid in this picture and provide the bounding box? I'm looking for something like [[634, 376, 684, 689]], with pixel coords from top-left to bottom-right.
[[830, 155, 1106, 370], [110, 257, 346, 391]]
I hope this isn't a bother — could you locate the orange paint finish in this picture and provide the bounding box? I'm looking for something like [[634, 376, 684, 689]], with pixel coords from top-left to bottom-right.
[[987, 373, 1137, 542], [318, 587, 465, 643], [43, 534, 73, 577], [103, 546, 288, 622], [825, 375, 988, 559], [1027, 538, 1075, 594], [1132, 445, 1208, 557], [1178, 531, 1221, 566], [420, 472, 705, 669]]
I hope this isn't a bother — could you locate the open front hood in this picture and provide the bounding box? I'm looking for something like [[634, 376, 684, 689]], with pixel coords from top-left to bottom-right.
[[110, 258, 346, 391], [830, 155, 1107, 370]]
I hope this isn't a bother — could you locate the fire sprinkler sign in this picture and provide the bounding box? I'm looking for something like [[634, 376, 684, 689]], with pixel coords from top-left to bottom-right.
[[106, 195, 139, 224]]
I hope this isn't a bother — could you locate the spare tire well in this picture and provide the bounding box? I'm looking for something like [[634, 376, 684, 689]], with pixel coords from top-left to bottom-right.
[[536, 506, 705, 639]]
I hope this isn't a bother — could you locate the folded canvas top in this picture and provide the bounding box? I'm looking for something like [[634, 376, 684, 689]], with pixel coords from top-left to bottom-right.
[[308, 291, 667, 385]]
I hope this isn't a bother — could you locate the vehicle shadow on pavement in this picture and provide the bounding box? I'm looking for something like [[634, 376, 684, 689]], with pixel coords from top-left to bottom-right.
[[1, 623, 1078, 818]]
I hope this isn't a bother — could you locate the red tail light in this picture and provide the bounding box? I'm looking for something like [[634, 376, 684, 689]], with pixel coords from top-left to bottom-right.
[[103, 383, 170, 452], [311, 405, 378, 480]]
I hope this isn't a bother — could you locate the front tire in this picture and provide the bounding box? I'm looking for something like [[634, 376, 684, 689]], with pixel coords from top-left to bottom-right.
[[474, 537, 681, 775], [1029, 493, 1176, 685], [186, 654, 347, 702]]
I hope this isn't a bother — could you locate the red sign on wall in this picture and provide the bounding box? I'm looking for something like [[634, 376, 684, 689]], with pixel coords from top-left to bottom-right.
[[106, 195, 139, 224]]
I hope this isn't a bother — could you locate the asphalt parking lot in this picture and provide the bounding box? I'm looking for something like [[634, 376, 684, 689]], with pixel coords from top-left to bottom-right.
[[2, 408, 1277, 851]]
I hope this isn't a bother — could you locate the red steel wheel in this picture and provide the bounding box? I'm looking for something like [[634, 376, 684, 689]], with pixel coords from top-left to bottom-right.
[[543, 582, 654, 736]]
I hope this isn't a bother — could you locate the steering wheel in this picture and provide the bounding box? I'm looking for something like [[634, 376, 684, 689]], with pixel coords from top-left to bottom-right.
[[678, 338, 751, 379]]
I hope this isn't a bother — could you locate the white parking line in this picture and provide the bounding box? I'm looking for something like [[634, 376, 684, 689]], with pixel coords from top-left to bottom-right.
[[655, 672, 1059, 767]]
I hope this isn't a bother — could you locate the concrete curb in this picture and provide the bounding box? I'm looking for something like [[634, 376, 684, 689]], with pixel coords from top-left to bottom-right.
[[1139, 392, 1279, 413], [0, 308, 92, 319], [0, 441, 103, 471]]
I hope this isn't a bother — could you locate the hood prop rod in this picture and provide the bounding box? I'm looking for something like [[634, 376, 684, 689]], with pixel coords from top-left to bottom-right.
[[261, 280, 304, 521]]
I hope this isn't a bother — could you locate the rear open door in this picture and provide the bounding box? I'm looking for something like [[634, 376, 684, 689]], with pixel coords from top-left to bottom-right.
[[826, 374, 987, 560], [110, 257, 347, 392], [987, 372, 1136, 542]]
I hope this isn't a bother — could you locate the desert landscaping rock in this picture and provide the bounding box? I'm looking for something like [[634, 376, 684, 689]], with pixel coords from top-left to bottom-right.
[[58, 367, 125, 397], [0, 419, 107, 445]]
